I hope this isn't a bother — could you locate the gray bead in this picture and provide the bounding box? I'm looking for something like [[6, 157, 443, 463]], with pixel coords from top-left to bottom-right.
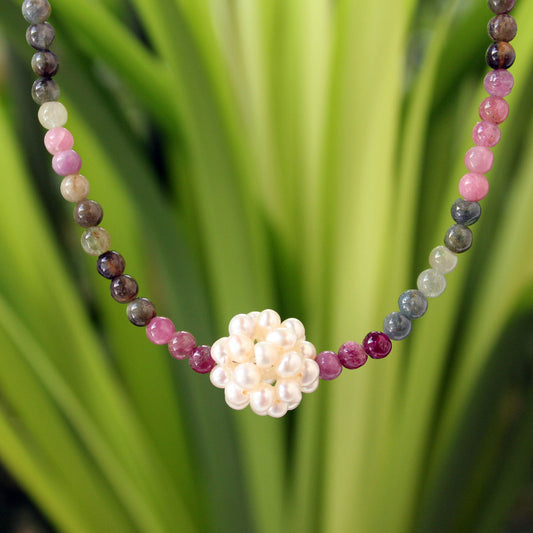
[[127, 298, 157, 327], [22, 0, 51, 24], [383, 312, 412, 341], [451, 198, 481, 226], [26, 22, 55, 50], [32, 51, 59, 77], [74, 200, 104, 228], [444, 224, 473, 253], [398, 289, 428, 320], [31, 77, 60, 104]]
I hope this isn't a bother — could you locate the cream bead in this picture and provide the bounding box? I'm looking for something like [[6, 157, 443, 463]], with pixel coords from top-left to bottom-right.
[[266, 327, 297, 349], [38, 101, 68, 129], [282, 318, 305, 341], [298, 340, 317, 360], [210, 365, 231, 388], [229, 313, 256, 337], [233, 362, 261, 390], [268, 401, 288, 418], [227, 334, 253, 363], [417, 268, 447, 298], [60, 174, 90, 202], [276, 351, 303, 378], [300, 359, 320, 387], [429, 245, 458, 274], [254, 341, 278, 367], [80, 227, 110, 256], [249, 384, 274, 415]]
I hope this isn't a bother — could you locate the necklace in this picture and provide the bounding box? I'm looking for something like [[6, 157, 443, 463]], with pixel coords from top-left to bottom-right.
[[21, 0, 518, 418]]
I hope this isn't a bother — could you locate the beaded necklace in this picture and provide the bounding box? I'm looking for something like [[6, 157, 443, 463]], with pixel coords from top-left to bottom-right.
[[21, 0, 518, 417]]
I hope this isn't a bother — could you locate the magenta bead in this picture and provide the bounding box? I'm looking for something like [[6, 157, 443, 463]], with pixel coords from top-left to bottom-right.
[[52, 149, 82, 176], [44, 127, 74, 154], [146, 316, 175, 345], [316, 351, 342, 380], [472, 121, 501, 147], [464, 146, 493, 173], [189, 345, 216, 374], [484, 69, 514, 97], [168, 331, 196, 360], [459, 173, 489, 202], [338, 341, 368, 369], [479, 97, 509, 124], [362, 332, 392, 359]]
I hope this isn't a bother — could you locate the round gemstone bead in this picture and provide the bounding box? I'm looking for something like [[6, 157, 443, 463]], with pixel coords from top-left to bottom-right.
[[110, 275, 138, 303], [484, 69, 514, 97], [26, 22, 55, 50], [32, 78, 60, 105], [338, 341, 367, 369], [38, 101, 67, 129], [52, 150, 82, 176], [362, 332, 392, 359], [80, 227, 110, 256], [451, 198, 482, 226], [168, 331, 196, 360], [31, 51, 59, 77], [459, 173, 489, 202], [444, 224, 473, 253], [127, 297, 156, 327], [472, 121, 500, 147], [488, 0, 516, 15], [44, 127, 74, 154], [190, 345, 216, 374], [146, 316, 175, 345], [22, 0, 51, 23], [74, 199, 103, 227], [383, 312, 412, 341], [398, 289, 428, 319], [486, 42, 515, 70], [479, 97, 509, 124], [315, 351, 342, 380], [417, 269, 446, 298], [97, 250, 125, 279], [429, 245, 458, 274], [488, 14, 517, 42], [464, 147, 493, 174], [60, 174, 90, 202]]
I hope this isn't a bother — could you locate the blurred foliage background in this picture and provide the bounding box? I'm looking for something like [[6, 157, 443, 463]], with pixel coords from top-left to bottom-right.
[[0, 0, 533, 532]]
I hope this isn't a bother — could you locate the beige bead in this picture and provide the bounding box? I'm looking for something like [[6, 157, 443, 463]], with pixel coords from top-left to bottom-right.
[[60, 174, 90, 202], [81, 227, 110, 256], [38, 101, 68, 129]]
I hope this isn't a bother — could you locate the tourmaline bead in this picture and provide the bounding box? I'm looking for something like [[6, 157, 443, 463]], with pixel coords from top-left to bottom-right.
[[417, 269, 446, 298], [22, 0, 51, 23], [60, 174, 90, 202], [362, 332, 392, 359], [488, 0, 516, 15], [472, 121, 500, 147], [80, 227, 110, 256], [479, 96, 509, 124], [44, 127, 74, 154], [451, 198, 482, 226], [484, 69, 514, 97], [429, 245, 458, 274], [398, 289, 428, 319], [97, 250, 125, 279], [488, 14, 517, 42], [74, 199, 103, 227], [31, 51, 59, 77], [459, 173, 489, 202], [146, 316, 175, 345], [444, 224, 473, 253], [38, 101, 67, 129], [26, 22, 55, 50], [383, 312, 412, 341], [315, 351, 342, 380], [32, 77, 60, 105], [52, 150, 82, 176], [110, 275, 139, 303], [338, 341, 367, 369], [486, 42, 515, 70], [127, 298, 156, 327], [169, 331, 196, 360], [464, 147, 493, 174], [190, 346, 216, 374]]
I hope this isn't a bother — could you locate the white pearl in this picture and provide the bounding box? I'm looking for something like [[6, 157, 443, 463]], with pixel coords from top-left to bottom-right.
[[233, 362, 261, 390], [229, 313, 256, 337], [262, 367, 277, 384], [298, 340, 317, 359], [417, 268, 447, 298], [210, 365, 231, 388], [249, 384, 275, 415], [429, 245, 458, 274], [257, 309, 281, 332], [254, 341, 279, 367], [268, 401, 288, 418], [248, 311, 261, 323], [266, 327, 298, 349], [225, 382, 249, 409], [38, 101, 68, 129], [282, 318, 305, 341], [288, 397, 302, 411], [276, 380, 302, 405], [300, 359, 319, 386], [211, 337, 230, 365], [276, 351, 303, 378], [227, 334, 254, 363], [301, 378, 319, 394]]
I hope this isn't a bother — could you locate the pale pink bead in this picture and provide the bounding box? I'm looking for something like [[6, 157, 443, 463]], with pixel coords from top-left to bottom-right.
[[472, 121, 501, 147], [146, 316, 175, 345], [459, 173, 489, 202], [479, 96, 509, 124], [464, 146, 494, 173], [52, 149, 82, 176], [484, 69, 514, 97], [44, 127, 74, 154]]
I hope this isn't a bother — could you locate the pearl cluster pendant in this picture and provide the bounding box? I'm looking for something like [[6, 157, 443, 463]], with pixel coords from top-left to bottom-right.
[[209, 310, 320, 417]]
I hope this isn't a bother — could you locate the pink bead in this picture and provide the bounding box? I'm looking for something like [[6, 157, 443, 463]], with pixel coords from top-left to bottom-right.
[[459, 173, 489, 202], [315, 351, 342, 380], [362, 332, 392, 359], [484, 69, 514, 97], [479, 97, 509, 124], [168, 331, 196, 360], [472, 121, 501, 147], [464, 146, 493, 173], [189, 345, 216, 374], [52, 149, 82, 176], [146, 316, 175, 345], [44, 127, 74, 154]]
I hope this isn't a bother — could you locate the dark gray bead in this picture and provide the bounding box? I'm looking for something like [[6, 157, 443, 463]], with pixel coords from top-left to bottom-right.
[[31, 77, 60, 104], [398, 289, 428, 320], [451, 198, 481, 226], [444, 224, 473, 253], [110, 275, 139, 303], [127, 298, 157, 327], [26, 22, 55, 50], [383, 312, 412, 341], [74, 200, 104, 228], [97, 251, 125, 279], [487, 0, 515, 15], [488, 14, 517, 42], [22, 0, 51, 24], [32, 51, 59, 77]]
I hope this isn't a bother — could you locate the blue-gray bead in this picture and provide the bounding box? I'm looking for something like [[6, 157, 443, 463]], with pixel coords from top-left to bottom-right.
[[383, 312, 412, 341], [31, 77, 60, 104], [22, 0, 51, 24], [398, 289, 428, 319], [26, 22, 55, 50], [444, 224, 472, 253], [451, 198, 481, 226]]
